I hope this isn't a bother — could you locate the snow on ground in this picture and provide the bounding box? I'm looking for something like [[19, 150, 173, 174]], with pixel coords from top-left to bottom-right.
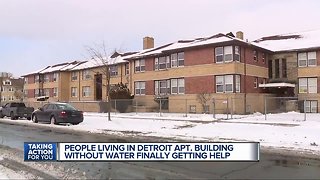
[[0, 111, 319, 156]]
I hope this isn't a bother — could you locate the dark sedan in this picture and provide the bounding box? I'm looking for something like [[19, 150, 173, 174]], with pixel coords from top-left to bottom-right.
[[32, 103, 83, 125]]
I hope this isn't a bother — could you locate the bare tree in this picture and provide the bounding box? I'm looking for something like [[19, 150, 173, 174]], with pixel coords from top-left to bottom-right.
[[14, 90, 25, 102], [196, 91, 212, 114], [85, 42, 113, 121]]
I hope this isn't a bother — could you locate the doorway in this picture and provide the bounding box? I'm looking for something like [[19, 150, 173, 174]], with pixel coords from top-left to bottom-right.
[[95, 74, 102, 101]]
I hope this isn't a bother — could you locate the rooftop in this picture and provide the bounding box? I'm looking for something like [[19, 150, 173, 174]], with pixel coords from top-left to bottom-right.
[[254, 29, 320, 52]]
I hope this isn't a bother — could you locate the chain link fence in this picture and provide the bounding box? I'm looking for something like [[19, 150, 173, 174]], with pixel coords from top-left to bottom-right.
[[22, 96, 312, 121]]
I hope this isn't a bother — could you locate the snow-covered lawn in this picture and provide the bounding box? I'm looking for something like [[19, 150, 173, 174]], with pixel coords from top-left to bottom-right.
[[0, 111, 319, 155]]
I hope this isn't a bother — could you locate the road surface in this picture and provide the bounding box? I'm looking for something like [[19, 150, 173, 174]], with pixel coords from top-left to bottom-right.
[[0, 121, 319, 179]]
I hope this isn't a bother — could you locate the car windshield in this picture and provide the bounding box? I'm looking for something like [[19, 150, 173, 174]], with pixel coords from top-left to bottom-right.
[[56, 104, 77, 110]]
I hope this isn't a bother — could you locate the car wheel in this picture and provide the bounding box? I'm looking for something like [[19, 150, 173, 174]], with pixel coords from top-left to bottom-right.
[[27, 117, 31, 120], [10, 112, 16, 120], [50, 116, 56, 125], [32, 115, 38, 123]]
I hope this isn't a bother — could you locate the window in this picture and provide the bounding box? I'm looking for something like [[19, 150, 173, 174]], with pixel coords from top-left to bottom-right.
[[304, 100, 318, 113], [178, 52, 184, 66], [24, 77, 28, 84], [125, 63, 129, 75], [44, 74, 49, 82], [53, 88, 58, 97], [155, 56, 170, 70], [234, 46, 240, 61], [82, 70, 91, 80], [35, 75, 39, 83], [71, 71, 77, 81], [298, 52, 317, 67], [1, 96, 6, 101], [299, 78, 317, 93], [215, 47, 224, 63], [71, 87, 77, 97], [44, 89, 50, 97], [275, 59, 280, 78], [110, 66, 118, 76], [155, 80, 170, 95], [135, 59, 145, 72], [53, 72, 59, 82], [135, 81, 145, 95], [253, 50, 258, 62], [215, 46, 240, 63], [254, 77, 258, 88], [170, 52, 185, 68], [178, 78, 185, 94], [216, 75, 240, 93], [82, 86, 90, 97], [8, 87, 14, 92], [235, 75, 241, 92], [224, 46, 233, 62], [282, 59, 287, 78], [262, 53, 266, 64], [3, 80, 11, 85], [9, 96, 14, 101]]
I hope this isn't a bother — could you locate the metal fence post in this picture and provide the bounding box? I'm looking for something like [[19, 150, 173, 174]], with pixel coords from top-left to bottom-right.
[[159, 98, 162, 117], [185, 99, 188, 117], [114, 100, 117, 115], [135, 100, 138, 114], [226, 98, 229, 120], [231, 98, 233, 119], [212, 98, 215, 119], [264, 97, 267, 120], [304, 99, 306, 121]]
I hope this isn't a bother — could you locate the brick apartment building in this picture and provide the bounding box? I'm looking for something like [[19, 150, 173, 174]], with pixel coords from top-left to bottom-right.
[[22, 30, 320, 113], [0, 72, 24, 106]]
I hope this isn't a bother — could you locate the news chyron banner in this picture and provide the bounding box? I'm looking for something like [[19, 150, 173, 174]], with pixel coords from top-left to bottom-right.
[[24, 142, 259, 162]]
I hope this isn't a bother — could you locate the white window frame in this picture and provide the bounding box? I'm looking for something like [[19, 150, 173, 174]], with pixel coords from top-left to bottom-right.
[[304, 100, 318, 113], [155, 56, 169, 70], [53, 72, 59, 82], [44, 89, 50, 97], [110, 65, 118, 76], [125, 63, 129, 75], [135, 81, 145, 95], [216, 75, 240, 93], [24, 77, 28, 84], [71, 71, 78, 81], [82, 70, 91, 80], [224, 46, 233, 62], [53, 87, 58, 97], [171, 53, 178, 68], [215, 47, 224, 63], [43, 74, 49, 82], [82, 86, 90, 97], [71, 87, 77, 97], [234, 46, 240, 62], [298, 52, 317, 67], [177, 52, 184, 67], [3, 80, 11, 85], [135, 59, 145, 72], [299, 77, 317, 93]]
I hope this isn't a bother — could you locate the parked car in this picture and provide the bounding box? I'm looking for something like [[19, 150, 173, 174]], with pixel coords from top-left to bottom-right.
[[32, 102, 83, 125], [0, 102, 34, 120]]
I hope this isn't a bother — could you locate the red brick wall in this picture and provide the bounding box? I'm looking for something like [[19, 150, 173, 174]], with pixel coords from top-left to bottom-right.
[[27, 89, 35, 98], [243, 47, 269, 68], [244, 76, 267, 93], [145, 57, 154, 71], [185, 47, 214, 66], [145, 80, 154, 95], [28, 75, 35, 84], [185, 75, 214, 94]]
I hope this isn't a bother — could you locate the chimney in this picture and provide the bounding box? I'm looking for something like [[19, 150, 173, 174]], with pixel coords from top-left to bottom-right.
[[236, 31, 244, 40], [143, 36, 154, 50]]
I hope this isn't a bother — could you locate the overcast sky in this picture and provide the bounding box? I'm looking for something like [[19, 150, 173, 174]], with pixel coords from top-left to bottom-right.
[[1, 0, 320, 77]]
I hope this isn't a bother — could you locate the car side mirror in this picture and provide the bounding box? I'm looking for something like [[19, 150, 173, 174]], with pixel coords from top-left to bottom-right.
[[38, 107, 43, 111]]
